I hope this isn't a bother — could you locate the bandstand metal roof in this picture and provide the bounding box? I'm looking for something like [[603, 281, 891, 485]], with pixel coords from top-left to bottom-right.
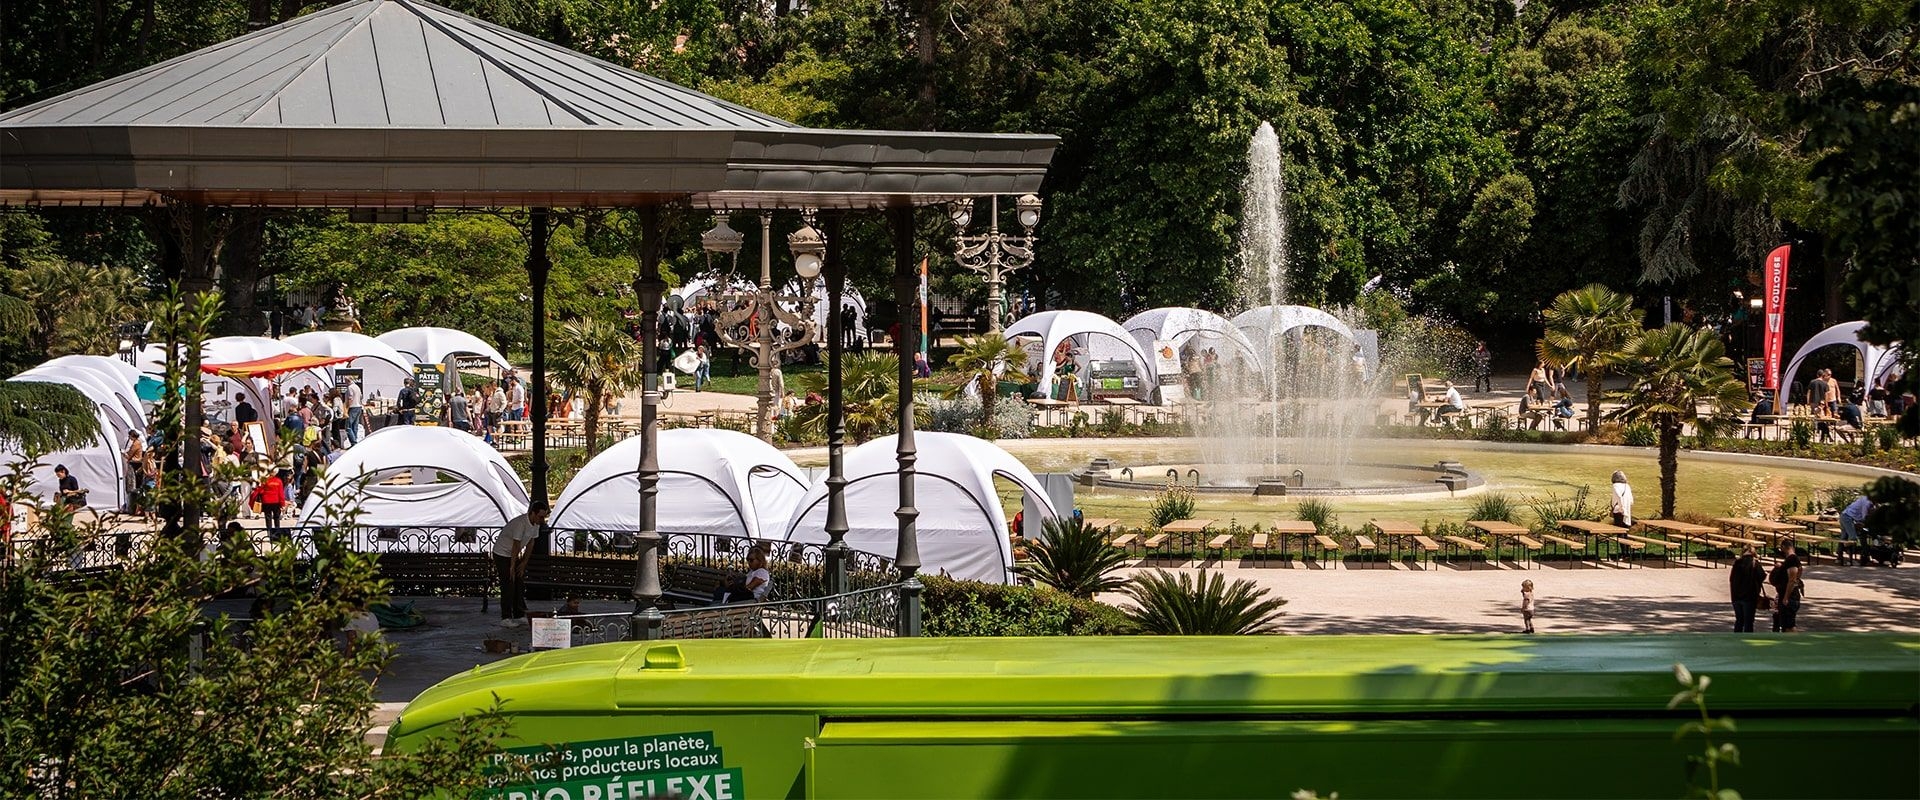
[[0, 0, 1054, 209]]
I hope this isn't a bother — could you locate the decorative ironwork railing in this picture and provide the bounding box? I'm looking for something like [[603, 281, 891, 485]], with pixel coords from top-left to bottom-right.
[[558, 583, 906, 645]]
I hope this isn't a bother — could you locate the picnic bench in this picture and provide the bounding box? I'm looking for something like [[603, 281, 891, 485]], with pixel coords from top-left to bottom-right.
[[1248, 532, 1272, 564], [1351, 534, 1379, 568], [1468, 520, 1536, 568], [1410, 535, 1442, 568], [1440, 535, 1488, 569], [1269, 521, 1317, 563], [1312, 534, 1342, 566], [1368, 520, 1427, 568], [1157, 519, 1214, 563], [1636, 519, 1720, 566], [1539, 532, 1588, 563], [374, 552, 493, 610], [1205, 533, 1237, 563], [1108, 531, 1139, 551]]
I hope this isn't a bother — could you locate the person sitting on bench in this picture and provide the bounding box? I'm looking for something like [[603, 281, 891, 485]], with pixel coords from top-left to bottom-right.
[[712, 547, 772, 604], [53, 465, 86, 510]]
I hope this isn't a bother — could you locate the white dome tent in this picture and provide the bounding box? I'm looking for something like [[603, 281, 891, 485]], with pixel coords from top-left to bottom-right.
[[140, 336, 318, 432], [1231, 304, 1357, 361], [550, 428, 807, 547], [1122, 307, 1263, 367], [2, 362, 145, 511], [299, 425, 530, 551], [1780, 321, 1903, 396], [1004, 310, 1158, 401], [283, 330, 418, 400], [375, 326, 513, 371], [782, 432, 1056, 584]]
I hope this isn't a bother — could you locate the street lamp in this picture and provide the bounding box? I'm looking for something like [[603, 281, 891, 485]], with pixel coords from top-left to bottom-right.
[[950, 193, 1042, 332], [701, 213, 822, 442]]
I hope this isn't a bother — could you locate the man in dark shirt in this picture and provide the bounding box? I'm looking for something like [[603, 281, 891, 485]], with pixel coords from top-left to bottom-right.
[[1728, 546, 1766, 632], [397, 378, 420, 425], [53, 465, 84, 509], [233, 396, 258, 426]]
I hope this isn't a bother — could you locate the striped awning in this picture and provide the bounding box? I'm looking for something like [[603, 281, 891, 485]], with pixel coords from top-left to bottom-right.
[[201, 353, 352, 379]]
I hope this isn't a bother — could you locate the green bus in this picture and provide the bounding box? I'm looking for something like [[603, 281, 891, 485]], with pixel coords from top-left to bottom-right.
[[388, 634, 1920, 799]]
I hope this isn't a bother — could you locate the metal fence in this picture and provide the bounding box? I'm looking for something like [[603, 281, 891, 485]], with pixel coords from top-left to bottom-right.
[[559, 583, 907, 645]]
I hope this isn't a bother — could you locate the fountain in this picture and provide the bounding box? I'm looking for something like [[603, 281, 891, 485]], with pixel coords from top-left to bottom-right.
[[1083, 122, 1483, 497]]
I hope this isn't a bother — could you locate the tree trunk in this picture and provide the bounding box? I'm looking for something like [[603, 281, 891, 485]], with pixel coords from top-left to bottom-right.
[[915, 0, 938, 129], [978, 372, 995, 432], [218, 211, 269, 336], [1584, 369, 1605, 432], [583, 392, 600, 456], [1658, 416, 1680, 519]]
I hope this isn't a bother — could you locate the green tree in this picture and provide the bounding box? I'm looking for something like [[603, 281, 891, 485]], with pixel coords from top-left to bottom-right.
[[1607, 324, 1751, 519], [1015, 516, 1132, 600], [1121, 569, 1287, 635], [0, 382, 101, 456], [550, 319, 644, 455], [1537, 283, 1642, 430], [0, 292, 504, 798], [946, 333, 1026, 431]]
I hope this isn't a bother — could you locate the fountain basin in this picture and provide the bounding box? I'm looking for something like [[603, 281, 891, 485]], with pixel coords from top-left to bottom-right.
[[1086, 461, 1482, 497]]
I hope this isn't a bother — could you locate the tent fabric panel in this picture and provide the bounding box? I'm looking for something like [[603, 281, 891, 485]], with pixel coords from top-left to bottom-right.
[[298, 425, 529, 528], [1005, 310, 1158, 401], [786, 474, 1010, 584], [1780, 321, 1896, 393], [201, 353, 353, 378]]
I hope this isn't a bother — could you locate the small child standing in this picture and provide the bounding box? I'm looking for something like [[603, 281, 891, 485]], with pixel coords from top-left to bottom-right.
[[1520, 579, 1536, 634]]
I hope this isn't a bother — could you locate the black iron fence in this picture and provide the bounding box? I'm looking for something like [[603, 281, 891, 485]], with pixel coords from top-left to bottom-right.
[[558, 582, 908, 645]]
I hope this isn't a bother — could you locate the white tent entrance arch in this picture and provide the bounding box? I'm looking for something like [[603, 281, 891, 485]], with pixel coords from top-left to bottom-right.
[[283, 330, 417, 400], [375, 327, 513, 372], [1231, 304, 1356, 359], [1780, 321, 1902, 396], [299, 425, 529, 551], [1123, 307, 1263, 367], [782, 432, 1056, 584], [1004, 310, 1157, 401], [550, 428, 807, 548]]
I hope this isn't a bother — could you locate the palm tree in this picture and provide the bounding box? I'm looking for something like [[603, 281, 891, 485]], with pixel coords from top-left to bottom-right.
[[1608, 324, 1751, 518], [793, 351, 911, 443], [1015, 516, 1133, 599], [947, 333, 1027, 431], [1121, 569, 1287, 634], [1538, 284, 1642, 431], [550, 319, 644, 454]]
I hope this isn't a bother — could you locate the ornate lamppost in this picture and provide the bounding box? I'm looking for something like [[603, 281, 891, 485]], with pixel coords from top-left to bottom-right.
[[700, 213, 824, 442], [949, 193, 1043, 332]]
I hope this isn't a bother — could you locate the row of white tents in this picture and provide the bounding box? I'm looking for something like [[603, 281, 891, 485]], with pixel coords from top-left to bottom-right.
[[3, 328, 513, 514], [304, 427, 1052, 584], [1005, 305, 1360, 401]]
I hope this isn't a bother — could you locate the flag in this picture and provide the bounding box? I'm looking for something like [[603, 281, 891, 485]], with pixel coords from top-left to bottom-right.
[[1761, 244, 1790, 392]]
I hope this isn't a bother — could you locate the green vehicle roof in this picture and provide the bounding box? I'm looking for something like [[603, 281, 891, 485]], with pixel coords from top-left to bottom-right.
[[391, 634, 1920, 738]]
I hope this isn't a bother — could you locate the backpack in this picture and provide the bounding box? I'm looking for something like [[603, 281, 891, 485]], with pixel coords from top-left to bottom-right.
[[1768, 561, 1793, 594]]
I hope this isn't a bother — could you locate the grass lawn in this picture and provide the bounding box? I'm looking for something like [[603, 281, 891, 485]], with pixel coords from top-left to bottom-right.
[[696, 361, 825, 395]]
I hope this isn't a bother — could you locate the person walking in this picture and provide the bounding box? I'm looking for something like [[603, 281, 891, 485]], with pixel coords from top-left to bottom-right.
[[1729, 546, 1765, 632], [250, 469, 287, 541], [1608, 470, 1634, 528], [1528, 360, 1554, 407], [694, 345, 712, 391], [1472, 343, 1492, 393], [1769, 545, 1804, 632], [493, 502, 548, 625], [344, 376, 365, 445]]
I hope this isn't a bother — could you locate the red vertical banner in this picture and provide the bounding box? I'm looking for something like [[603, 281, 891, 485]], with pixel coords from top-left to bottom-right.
[[1761, 244, 1790, 391]]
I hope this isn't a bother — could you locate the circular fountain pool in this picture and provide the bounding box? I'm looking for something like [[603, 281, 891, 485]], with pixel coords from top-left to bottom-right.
[[1082, 460, 1481, 497]]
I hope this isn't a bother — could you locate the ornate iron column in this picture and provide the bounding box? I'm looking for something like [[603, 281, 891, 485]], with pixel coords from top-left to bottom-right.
[[889, 206, 924, 636], [822, 213, 851, 596], [631, 207, 667, 641], [528, 207, 552, 509], [949, 194, 1042, 332]]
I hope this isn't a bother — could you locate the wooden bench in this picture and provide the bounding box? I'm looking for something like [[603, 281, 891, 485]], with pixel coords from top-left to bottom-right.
[[1410, 535, 1442, 568], [1441, 535, 1488, 569], [1248, 533, 1272, 564], [1109, 532, 1138, 551], [1143, 533, 1171, 561], [1205, 534, 1235, 562], [659, 605, 768, 639], [661, 563, 734, 607], [1312, 534, 1341, 565], [374, 552, 492, 610], [524, 554, 635, 601], [1352, 534, 1378, 568]]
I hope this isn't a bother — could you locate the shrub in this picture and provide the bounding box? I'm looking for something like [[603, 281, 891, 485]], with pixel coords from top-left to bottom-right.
[[1294, 498, 1336, 530], [1623, 422, 1657, 447], [924, 394, 980, 434], [1468, 492, 1517, 523], [1148, 483, 1197, 527], [1527, 485, 1594, 531], [1789, 417, 1814, 449], [1016, 516, 1133, 599], [1098, 407, 1128, 435], [991, 396, 1033, 439], [1121, 569, 1287, 635], [920, 575, 1134, 636], [1877, 425, 1901, 451]]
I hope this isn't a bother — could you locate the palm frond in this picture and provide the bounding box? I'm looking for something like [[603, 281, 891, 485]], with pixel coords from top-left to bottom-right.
[[1122, 569, 1287, 635], [1015, 516, 1133, 599]]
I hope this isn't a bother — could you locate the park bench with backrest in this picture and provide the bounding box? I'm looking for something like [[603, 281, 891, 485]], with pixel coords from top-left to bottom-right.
[[374, 552, 492, 610], [661, 563, 734, 607], [660, 604, 768, 639], [524, 554, 635, 600]]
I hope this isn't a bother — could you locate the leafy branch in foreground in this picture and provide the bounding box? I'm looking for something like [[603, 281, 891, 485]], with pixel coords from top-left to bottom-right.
[[1670, 663, 1741, 800]]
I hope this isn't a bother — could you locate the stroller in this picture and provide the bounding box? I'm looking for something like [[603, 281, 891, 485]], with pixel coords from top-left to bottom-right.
[[1858, 531, 1904, 567]]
